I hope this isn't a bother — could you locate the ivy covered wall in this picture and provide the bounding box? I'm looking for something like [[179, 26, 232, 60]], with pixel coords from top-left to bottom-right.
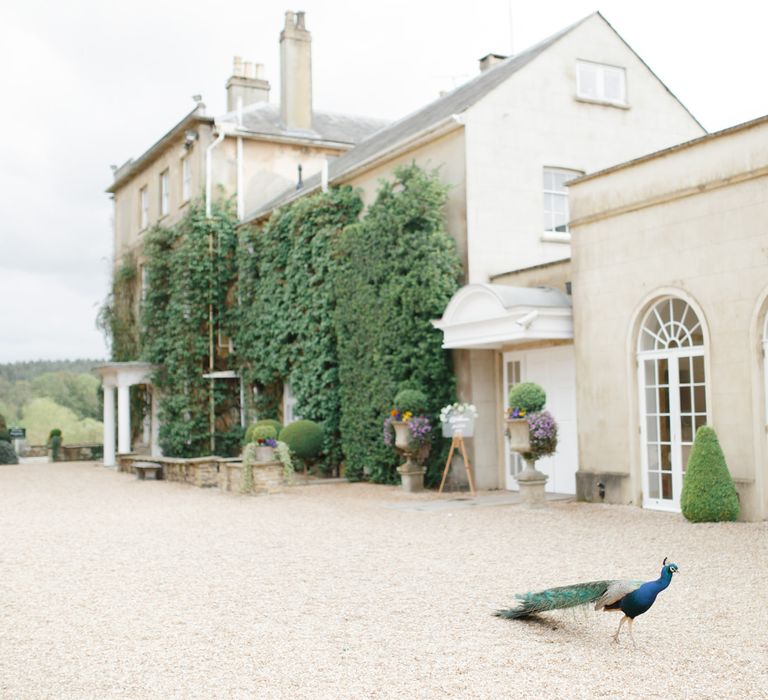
[[140, 199, 240, 457], [235, 186, 362, 473], [334, 164, 462, 483]]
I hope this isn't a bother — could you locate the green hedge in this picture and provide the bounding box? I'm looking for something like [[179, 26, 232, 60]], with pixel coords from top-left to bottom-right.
[[680, 426, 739, 522]]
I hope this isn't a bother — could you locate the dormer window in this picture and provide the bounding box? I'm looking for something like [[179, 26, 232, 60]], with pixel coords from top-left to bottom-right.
[[576, 60, 627, 106]]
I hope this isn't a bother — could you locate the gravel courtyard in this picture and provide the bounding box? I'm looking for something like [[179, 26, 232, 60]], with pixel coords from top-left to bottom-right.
[[1, 462, 766, 699]]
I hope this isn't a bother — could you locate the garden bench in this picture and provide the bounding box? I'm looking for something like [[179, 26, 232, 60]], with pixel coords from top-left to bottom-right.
[[133, 461, 162, 480]]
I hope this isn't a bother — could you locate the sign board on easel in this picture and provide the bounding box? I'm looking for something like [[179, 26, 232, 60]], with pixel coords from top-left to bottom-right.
[[441, 414, 475, 438]]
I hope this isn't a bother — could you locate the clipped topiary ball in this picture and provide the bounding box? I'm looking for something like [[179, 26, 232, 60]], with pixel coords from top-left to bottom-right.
[[680, 426, 739, 522], [248, 425, 277, 443], [245, 419, 283, 444], [394, 388, 428, 415], [0, 440, 18, 465], [507, 382, 546, 413], [279, 420, 324, 460]]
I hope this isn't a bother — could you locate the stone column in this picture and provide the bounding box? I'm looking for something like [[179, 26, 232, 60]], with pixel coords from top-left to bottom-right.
[[103, 385, 116, 467], [117, 384, 131, 454]]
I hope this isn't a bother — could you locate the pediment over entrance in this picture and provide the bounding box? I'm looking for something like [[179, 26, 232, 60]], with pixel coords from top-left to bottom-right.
[[432, 284, 573, 349]]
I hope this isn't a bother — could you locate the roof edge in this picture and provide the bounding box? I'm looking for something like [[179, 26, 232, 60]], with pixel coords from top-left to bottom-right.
[[106, 108, 213, 193], [571, 112, 768, 186]]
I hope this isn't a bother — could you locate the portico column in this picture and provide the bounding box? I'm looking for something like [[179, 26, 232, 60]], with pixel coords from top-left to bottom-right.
[[103, 385, 116, 467], [117, 384, 131, 454]]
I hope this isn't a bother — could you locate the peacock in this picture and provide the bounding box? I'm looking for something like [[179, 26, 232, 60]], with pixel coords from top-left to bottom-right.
[[495, 558, 679, 646]]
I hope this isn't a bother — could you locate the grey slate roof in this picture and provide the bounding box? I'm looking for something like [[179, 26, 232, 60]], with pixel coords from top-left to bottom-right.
[[243, 13, 592, 222], [219, 102, 389, 145]]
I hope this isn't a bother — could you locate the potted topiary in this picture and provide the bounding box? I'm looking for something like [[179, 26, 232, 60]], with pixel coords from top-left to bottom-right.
[[504, 383, 558, 507], [505, 383, 546, 451], [246, 424, 278, 462], [383, 388, 432, 492]]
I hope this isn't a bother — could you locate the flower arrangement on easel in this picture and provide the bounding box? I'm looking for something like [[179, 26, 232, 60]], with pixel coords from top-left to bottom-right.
[[437, 402, 478, 496]]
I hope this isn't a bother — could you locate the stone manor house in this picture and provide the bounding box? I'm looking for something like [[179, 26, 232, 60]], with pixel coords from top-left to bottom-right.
[[102, 10, 768, 520]]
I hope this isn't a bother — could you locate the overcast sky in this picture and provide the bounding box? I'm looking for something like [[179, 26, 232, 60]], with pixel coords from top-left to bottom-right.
[[1, 0, 766, 364]]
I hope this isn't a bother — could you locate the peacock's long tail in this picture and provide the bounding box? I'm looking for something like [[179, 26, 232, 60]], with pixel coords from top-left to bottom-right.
[[495, 580, 616, 619]]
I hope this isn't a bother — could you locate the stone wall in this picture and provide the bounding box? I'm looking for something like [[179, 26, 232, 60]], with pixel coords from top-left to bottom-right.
[[118, 454, 286, 494]]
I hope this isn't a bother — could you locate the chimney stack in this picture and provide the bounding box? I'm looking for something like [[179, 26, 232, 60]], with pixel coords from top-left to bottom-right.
[[226, 56, 270, 112], [280, 10, 313, 130], [478, 53, 508, 73]]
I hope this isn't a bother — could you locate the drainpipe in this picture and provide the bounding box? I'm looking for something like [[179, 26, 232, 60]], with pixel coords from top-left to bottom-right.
[[205, 125, 226, 219], [236, 97, 244, 220], [205, 123, 226, 452]]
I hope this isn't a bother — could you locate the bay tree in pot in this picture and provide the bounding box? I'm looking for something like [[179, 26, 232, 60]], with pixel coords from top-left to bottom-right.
[[505, 383, 558, 507], [383, 388, 432, 492]]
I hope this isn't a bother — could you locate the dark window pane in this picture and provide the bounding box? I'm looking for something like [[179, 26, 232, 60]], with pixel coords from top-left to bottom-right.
[[661, 472, 673, 499], [679, 386, 692, 413], [681, 415, 693, 442], [661, 443, 672, 470], [693, 385, 706, 413], [660, 415, 671, 442], [693, 355, 705, 383]]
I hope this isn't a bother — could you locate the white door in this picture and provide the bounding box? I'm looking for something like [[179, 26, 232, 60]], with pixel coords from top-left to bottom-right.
[[638, 297, 707, 512], [503, 345, 578, 494]]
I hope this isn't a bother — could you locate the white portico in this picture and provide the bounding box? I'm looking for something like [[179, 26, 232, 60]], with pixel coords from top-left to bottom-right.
[[94, 362, 158, 467], [433, 284, 577, 493]]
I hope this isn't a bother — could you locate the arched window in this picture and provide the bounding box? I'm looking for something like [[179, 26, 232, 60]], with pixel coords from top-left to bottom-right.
[[639, 297, 704, 351], [638, 296, 707, 511]]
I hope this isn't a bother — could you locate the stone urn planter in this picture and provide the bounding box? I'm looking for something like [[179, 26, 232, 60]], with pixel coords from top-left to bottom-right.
[[254, 444, 275, 462], [392, 420, 427, 493], [505, 416, 549, 508], [505, 418, 531, 453]]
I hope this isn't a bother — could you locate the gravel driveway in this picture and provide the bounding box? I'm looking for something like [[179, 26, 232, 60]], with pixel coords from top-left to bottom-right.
[[1, 461, 766, 699]]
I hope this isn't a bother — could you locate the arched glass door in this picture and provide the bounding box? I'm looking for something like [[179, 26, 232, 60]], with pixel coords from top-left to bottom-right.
[[638, 297, 706, 511]]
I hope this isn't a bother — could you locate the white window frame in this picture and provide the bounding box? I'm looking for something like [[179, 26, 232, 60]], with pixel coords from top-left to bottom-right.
[[181, 157, 191, 203], [637, 297, 708, 512], [160, 169, 170, 217], [139, 186, 149, 231], [283, 382, 300, 425], [542, 167, 581, 243], [576, 60, 627, 106]]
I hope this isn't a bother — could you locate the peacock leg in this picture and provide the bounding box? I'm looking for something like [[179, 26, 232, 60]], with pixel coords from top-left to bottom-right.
[[627, 617, 637, 648], [611, 615, 627, 643]]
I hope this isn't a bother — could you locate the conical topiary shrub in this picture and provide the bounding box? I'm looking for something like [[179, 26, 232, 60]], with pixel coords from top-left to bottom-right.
[[680, 426, 739, 522]]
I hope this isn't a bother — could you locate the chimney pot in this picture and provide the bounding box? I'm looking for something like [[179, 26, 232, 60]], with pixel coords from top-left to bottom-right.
[[226, 56, 270, 111]]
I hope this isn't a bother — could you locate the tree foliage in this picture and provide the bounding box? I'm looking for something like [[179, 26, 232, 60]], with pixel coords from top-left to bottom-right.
[[680, 426, 740, 522], [235, 186, 363, 472], [334, 164, 461, 483], [140, 198, 240, 457]]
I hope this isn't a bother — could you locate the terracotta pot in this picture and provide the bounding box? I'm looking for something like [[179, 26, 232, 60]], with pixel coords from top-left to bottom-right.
[[505, 417, 531, 453]]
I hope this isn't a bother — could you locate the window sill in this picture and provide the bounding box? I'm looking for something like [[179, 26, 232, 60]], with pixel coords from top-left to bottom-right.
[[575, 96, 629, 110], [541, 231, 571, 244]]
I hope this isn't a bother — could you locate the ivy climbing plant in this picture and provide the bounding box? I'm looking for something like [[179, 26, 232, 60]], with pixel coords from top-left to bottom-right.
[[334, 164, 462, 484], [140, 198, 240, 457], [235, 186, 363, 473], [97, 253, 139, 361]]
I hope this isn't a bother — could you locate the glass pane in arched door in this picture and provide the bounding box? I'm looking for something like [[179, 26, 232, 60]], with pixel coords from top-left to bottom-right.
[[638, 297, 706, 511]]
